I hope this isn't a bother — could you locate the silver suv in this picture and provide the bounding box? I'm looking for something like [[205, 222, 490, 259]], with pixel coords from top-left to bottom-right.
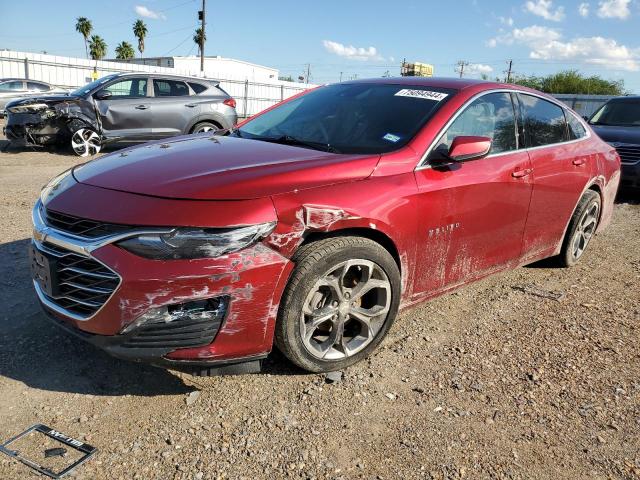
[[4, 73, 238, 156]]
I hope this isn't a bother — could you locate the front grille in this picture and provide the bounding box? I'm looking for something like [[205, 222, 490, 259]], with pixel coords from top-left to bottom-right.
[[121, 298, 227, 350], [38, 242, 120, 317], [44, 208, 131, 238], [614, 145, 640, 165]]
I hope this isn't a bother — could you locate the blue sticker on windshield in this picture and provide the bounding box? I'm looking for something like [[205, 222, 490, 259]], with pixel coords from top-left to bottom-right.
[[383, 133, 401, 143]]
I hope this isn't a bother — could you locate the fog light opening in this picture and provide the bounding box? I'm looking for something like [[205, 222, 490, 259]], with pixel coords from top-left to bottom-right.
[[121, 296, 228, 334]]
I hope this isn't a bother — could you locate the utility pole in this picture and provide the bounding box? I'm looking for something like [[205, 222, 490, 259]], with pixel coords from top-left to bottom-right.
[[339, 71, 343, 82], [505, 59, 513, 83], [456, 60, 469, 78], [199, 0, 206, 74], [304, 63, 311, 84]]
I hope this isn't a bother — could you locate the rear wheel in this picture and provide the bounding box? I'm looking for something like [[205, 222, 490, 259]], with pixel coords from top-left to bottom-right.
[[558, 190, 601, 267], [71, 128, 101, 157], [191, 121, 221, 134], [275, 236, 401, 372]]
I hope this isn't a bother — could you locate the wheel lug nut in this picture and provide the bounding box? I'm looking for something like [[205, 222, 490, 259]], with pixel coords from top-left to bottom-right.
[[344, 292, 350, 299]]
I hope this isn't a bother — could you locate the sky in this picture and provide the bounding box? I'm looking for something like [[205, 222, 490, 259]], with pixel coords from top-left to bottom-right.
[[1, 0, 639, 92]]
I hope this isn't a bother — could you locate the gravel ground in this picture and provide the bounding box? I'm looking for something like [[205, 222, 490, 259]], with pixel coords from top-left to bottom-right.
[[0, 120, 639, 479]]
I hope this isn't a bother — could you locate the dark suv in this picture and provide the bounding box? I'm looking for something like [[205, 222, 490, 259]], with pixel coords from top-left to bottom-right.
[[589, 96, 640, 189], [4, 73, 237, 156]]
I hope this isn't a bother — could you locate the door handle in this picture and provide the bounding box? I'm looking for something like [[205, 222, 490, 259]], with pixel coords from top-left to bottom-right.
[[572, 158, 586, 166], [134, 105, 149, 110], [512, 168, 533, 178], [185, 103, 197, 108]]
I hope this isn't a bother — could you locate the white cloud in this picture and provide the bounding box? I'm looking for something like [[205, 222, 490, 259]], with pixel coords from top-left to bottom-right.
[[134, 5, 166, 20], [488, 24, 639, 71], [322, 40, 384, 61], [524, 0, 566, 21], [499, 16, 515, 26], [530, 36, 639, 70], [578, 2, 590, 17], [597, 0, 631, 19], [488, 25, 562, 48], [467, 64, 494, 75]]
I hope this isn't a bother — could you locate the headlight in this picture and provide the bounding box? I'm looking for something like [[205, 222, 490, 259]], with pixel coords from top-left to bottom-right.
[[40, 168, 75, 205], [8, 103, 50, 114], [117, 222, 276, 260]]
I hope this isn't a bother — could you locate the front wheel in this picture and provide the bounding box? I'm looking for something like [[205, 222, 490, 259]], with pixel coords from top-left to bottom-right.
[[275, 236, 401, 372], [71, 128, 101, 157], [558, 190, 601, 267]]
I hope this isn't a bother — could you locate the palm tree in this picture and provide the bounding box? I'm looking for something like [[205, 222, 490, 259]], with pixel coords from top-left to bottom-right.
[[115, 41, 135, 60], [193, 27, 206, 56], [133, 20, 148, 57], [75, 17, 93, 59], [88, 35, 107, 60]]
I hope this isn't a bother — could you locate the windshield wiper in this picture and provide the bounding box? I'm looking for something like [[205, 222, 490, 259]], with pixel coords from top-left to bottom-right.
[[250, 134, 340, 153]]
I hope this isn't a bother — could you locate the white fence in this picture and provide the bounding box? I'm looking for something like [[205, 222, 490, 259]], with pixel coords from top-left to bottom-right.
[[553, 94, 617, 118], [0, 50, 316, 117]]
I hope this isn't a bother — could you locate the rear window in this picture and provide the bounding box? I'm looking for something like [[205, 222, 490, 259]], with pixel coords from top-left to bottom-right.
[[188, 82, 207, 94], [567, 112, 587, 140], [153, 79, 190, 97], [519, 94, 567, 147], [27, 82, 50, 92], [238, 83, 456, 154]]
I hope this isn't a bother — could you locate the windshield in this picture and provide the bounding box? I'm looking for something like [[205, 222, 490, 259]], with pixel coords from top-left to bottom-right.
[[71, 74, 119, 96], [237, 83, 456, 154], [590, 99, 640, 127]]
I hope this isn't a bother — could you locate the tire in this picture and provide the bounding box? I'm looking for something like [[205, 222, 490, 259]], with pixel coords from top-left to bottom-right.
[[191, 121, 221, 134], [557, 190, 601, 267], [275, 236, 401, 373], [70, 127, 101, 157]]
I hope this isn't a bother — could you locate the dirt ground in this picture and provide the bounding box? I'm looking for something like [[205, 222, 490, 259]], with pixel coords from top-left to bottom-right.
[[0, 119, 638, 480]]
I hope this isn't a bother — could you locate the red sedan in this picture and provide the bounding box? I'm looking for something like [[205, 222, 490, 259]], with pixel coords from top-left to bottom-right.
[[30, 78, 620, 374]]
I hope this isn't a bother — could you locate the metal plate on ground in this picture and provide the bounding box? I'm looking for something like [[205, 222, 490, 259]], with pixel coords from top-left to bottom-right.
[[0, 424, 97, 479]]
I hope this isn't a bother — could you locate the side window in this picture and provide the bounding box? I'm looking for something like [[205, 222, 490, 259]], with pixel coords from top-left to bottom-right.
[[566, 112, 587, 140], [27, 82, 50, 92], [0, 81, 24, 91], [188, 82, 207, 94], [104, 78, 147, 97], [431, 92, 517, 157], [520, 94, 567, 147], [153, 79, 190, 97]]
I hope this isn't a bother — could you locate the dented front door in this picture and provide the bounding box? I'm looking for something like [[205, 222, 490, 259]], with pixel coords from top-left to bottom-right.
[[411, 92, 532, 297], [94, 77, 153, 140]]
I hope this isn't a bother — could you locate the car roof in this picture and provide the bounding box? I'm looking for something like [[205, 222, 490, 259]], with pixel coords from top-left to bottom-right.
[[343, 76, 504, 90], [605, 95, 640, 102], [112, 72, 216, 83]]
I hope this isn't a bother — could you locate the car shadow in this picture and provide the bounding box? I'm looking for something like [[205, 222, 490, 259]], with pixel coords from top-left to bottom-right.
[[0, 238, 195, 396]]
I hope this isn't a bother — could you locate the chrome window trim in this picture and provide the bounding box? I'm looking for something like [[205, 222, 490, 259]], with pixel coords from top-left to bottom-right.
[[31, 200, 172, 321], [415, 88, 592, 171]]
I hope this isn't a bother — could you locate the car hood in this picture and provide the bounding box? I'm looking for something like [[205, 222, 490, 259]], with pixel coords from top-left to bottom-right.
[[73, 134, 379, 200], [590, 124, 640, 145], [5, 94, 79, 109]]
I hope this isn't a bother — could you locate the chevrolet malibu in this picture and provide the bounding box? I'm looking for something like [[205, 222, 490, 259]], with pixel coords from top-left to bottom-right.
[[30, 78, 620, 374]]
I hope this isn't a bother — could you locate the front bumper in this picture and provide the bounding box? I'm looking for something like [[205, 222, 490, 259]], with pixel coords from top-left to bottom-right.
[[620, 162, 640, 189], [31, 200, 293, 369]]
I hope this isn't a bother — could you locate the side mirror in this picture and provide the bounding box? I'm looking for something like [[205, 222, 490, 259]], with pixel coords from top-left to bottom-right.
[[448, 136, 492, 162], [94, 89, 112, 100]]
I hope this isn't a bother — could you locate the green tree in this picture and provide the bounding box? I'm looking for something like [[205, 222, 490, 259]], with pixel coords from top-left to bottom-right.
[[115, 41, 135, 60], [511, 70, 625, 95], [133, 20, 148, 57], [193, 27, 206, 56], [75, 17, 93, 59], [88, 35, 107, 60]]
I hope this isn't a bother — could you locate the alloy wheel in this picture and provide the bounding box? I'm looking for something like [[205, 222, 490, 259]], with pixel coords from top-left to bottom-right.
[[300, 259, 391, 360], [571, 201, 599, 260], [71, 128, 101, 157], [195, 125, 215, 133]]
